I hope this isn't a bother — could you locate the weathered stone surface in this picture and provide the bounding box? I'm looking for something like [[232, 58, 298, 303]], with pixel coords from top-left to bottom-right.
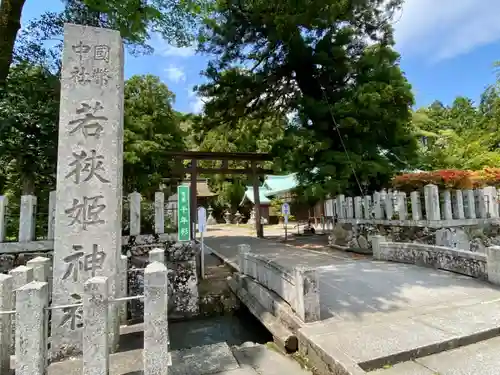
[[486, 246, 500, 285], [15, 281, 49, 375], [83, 276, 109, 375], [143, 262, 170, 375], [19, 195, 37, 242], [0, 274, 13, 374], [51, 23, 124, 358], [127, 240, 200, 321], [378, 242, 487, 279]]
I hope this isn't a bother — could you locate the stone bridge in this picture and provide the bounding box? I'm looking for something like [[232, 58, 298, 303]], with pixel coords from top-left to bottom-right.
[[204, 227, 500, 375]]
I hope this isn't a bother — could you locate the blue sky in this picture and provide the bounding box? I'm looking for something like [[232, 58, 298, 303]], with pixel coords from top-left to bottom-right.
[[20, 0, 500, 114]]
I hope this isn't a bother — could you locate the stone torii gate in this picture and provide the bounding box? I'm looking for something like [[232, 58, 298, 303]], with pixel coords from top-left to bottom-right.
[[165, 151, 273, 238]]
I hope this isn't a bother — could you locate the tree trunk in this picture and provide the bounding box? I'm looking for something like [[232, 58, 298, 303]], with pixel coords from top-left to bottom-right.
[[0, 0, 27, 88]]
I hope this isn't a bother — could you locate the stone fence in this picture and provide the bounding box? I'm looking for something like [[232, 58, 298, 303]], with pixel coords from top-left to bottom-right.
[[324, 184, 499, 226], [0, 191, 174, 253], [371, 235, 500, 285], [0, 256, 170, 375], [237, 245, 320, 323]]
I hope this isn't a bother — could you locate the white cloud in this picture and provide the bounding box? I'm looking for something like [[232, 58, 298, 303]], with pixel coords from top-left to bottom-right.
[[150, 33, 196, 58], [164, 65, 186, 83], [393, 0, 500, 62], [186, 86, 206, 114], [161, 45, 196, 58]]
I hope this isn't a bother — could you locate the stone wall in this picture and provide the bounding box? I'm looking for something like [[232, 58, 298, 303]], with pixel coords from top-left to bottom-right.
[[372, 239, 488, 280], [0, 234, 201, 321], [125, 235, 200, 321], [328, 221, 500, 255]]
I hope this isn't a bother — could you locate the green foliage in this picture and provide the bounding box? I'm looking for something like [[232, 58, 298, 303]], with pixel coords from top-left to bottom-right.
[[412, 88, 500, 171], [123, 74, 186, 198], [0, 61, 60, 195], [197, 0, 418, 197]]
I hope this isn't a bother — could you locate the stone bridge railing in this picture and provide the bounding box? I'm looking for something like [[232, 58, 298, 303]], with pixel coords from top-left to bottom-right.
[[237, 245, 320, 323], [0, 253, 171, 375], [371, 235, 500, 285]]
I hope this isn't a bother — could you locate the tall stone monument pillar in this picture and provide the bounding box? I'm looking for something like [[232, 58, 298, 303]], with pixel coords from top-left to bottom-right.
[[50, 23, 124, 359]]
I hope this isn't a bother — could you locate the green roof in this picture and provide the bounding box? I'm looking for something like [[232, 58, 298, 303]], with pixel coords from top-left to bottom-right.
[[240, 186, 271, 205], [239, 173, 298, 206], [263, 173, 299, 196]]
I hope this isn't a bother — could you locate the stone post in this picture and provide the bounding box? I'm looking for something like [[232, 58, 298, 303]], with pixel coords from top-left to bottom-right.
[[487, 246, 500, 285], [129, 191, 141, 236], [48, 190, 56, 240], [371, 235, 386, 260], [51, 23, 124, 357], [345, 197, 354, 219], [154, 191, 165, 234], [410, 191, 422, 220], [0, 196, 7, 242], [83, 276, 109, 375], [15, 281, 49, 375], [424, 184, 441, 220], [396, 193, 407, 220], [144, 262, 170, 375], [118, 255, 128, 325], [294, 267, 320, 323], [441, 190, 453, 220], [27, 256, 51, 283], [454, 190, 465, 219], [9, 265, 34, 353], [149, 248, 165, 264], [482, 186, 498, 218], [238, 244, 251, 275], [464, 189, 476, 219], [18, 194, 37, 242], [27, 256, 52, 298], [385, 192, 394, 219], [363, 196, 372, 219], [336, 195, 345, 219], [372, 192, 382, 219], [0, 274, 13, 374], [353, 197, 362, 219]]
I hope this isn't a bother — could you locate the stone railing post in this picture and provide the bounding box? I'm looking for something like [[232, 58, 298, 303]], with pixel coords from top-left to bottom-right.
[[15, 281, 49, 375], [47, 190, 56, 240], [454, 190, 465, 219], [129, 191, 141, 236], [0, 274, 13, 373], [27, 256, 51, 298], [464, 189, 476, 219], [83, 276, 109, 375], [294, 267, 320, 323], [441, 190, 453, 220], [237, 244, 251, 274], [396, 193, 407, 220], [372, 192, 383, 219], [345, 197, 353, 218], [155, 192, 165, 234], [9, 265, 33, 353], [410, 191, 422, 220], [19, 194, 37, 242], [371, 235, 386, 260], [487, 246, 500, 285], [353, 197, 362, 219], [144, 262, 170, 375], [363, 196, 372, 219], [336, 195, 345, 219], [149, 248, 165, 264], [118, 255, 128, 325], [0, 196, 7, 242], [483, 186, 498, 218], [424, 184, 440, 220], [384, 192, 394, 219]]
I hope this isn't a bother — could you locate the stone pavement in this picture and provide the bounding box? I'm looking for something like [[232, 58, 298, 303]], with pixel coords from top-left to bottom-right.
[[204, 227, 500, 373]]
